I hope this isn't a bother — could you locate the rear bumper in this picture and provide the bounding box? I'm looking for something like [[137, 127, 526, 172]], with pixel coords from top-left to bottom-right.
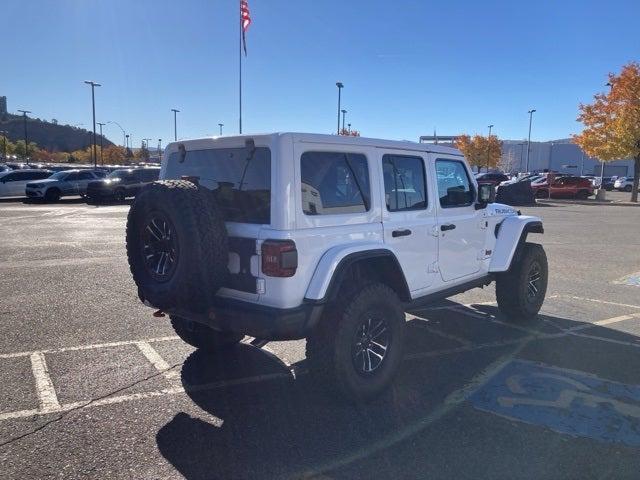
[[165, 298, 324, 341]]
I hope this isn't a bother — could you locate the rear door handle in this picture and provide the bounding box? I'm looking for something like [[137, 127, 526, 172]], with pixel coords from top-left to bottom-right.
[[392, 229, 412, 238], [440, 224, 456, 231]]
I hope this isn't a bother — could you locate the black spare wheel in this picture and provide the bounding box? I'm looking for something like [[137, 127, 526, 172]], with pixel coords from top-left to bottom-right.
[[126, 180, 228, 311]]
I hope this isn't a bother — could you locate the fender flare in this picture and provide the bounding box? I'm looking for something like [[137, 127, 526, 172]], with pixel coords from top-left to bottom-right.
[[489, 216, 544, 272], [304, 243, 411, 303]]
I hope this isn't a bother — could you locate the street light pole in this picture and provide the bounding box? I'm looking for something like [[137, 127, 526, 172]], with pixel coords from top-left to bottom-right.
[[84, 81, 102, 168], [341, 109, 347, 134], [97, 122, 105, 165], [158, 139, 162, 163], [526, 109, 536, 173], [487, 124, 494, 172], [336, 82, 343, 134], [17, 110, 31, 161], [171, 109, 180, 141], [347, 123, 351, 134], [218, 123, 224, 136]]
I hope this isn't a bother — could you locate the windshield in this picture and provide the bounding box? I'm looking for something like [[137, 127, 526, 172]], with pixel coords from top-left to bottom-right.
[[49, 171, 70, 180], [165, 147, 271, 224], [107, 169, 132, 179]]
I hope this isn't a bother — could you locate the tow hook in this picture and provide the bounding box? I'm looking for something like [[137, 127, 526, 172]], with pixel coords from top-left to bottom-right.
[[153, 310, 166, 318]]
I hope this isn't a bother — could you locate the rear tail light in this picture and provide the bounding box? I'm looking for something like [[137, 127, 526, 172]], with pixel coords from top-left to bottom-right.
[[261, 240, 297, 277]]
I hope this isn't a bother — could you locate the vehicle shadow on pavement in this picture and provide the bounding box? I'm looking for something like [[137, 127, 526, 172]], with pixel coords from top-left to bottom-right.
[[156, 308, 640, 480]]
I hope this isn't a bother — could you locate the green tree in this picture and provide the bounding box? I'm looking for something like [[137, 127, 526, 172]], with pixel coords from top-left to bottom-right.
[[13, 140, 39, 159]]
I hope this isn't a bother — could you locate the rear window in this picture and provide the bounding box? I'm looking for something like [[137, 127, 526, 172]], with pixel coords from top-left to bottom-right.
[[165, 147, 271, 224]]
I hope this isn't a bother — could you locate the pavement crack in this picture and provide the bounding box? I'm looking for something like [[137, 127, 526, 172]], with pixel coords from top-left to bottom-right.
[[0, 361, 183, 450]]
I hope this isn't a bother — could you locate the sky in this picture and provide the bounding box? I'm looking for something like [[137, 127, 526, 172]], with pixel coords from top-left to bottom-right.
[[3, 0, 639, 147]]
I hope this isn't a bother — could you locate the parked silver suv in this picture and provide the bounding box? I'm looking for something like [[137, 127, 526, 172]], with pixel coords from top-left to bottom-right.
[[26, 169, 107, 202]]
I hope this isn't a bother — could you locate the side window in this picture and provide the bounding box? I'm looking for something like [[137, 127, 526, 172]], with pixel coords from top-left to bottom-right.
[[301, 151, 370, 215], [436, 159, 474, 208], [78, 171, 94, 180], [382, 154, 427, 211], [3, 172, 18, 182], [65, 172, 80, 181], [142, 169, 160, 181]]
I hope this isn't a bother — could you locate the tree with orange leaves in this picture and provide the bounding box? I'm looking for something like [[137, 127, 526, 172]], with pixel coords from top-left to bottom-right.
[[574, 62, 640, 202], [455, 134, 502, 172]]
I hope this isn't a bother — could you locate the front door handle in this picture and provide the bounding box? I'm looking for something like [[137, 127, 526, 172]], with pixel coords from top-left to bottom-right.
[[440, 224, 456, 231], [392, 229, 412, 238]]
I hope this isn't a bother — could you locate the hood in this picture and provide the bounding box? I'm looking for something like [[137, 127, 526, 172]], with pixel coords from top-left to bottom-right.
[[31, 178, 59, 185]]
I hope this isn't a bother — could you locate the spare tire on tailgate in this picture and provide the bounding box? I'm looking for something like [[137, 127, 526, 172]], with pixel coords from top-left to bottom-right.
[[126, 180, 228, 311]]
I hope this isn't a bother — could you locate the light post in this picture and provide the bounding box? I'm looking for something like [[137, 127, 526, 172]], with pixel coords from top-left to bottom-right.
[[517, 143, 525, 172], [158, 139, 162, 163], [347, 123, 351, 134], [171, 109, 180, 141], [336, 82, 343, 134], [526, 109, 536, 173], [341, 109, 347, 134], [84, 80, 101, 168], [107, 121, 126, 147], [17, 110, 31, 160], [125, 134, 130, 149], [218, 123, 224, 136], [487, 124, 494, 172], [97, 122, 105, 165]]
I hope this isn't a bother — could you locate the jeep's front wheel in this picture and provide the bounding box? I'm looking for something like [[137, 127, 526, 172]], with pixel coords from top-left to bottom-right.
[[306, 283, 406, 402], [170, 316, 244, 352], [496, 242, 548, 320]]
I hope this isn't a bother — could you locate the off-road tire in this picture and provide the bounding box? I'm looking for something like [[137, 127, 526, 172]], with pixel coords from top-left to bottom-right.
[[496, 242, 548, 320], [126, 180, 228, 311], [624, 185, 632, 192], [44, 188, 61, 203], [306, 283, 406, 402], [170, 315, 243, 352]]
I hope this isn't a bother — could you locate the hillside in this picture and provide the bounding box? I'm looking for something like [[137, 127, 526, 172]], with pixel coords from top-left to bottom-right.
[[0, 113, 113, 152]]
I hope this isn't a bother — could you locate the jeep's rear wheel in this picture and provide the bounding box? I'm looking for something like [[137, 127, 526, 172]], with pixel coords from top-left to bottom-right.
[[306, 283, 406, 402], [170, 316, 243, 352], [496, 242, 548, 320], [126, 180, 228, 311]]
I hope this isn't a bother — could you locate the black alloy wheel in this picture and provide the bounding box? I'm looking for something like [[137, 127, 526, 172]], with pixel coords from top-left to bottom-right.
[[141, 213, 179, 281], [351, 316, 391, 375]]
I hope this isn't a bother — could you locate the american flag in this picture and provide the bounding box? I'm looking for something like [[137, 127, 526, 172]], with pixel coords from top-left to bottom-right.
[[241, 0, 251, 56]]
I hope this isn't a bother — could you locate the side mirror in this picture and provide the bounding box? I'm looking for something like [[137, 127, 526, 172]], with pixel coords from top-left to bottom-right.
[[476, 183, 495, 208]]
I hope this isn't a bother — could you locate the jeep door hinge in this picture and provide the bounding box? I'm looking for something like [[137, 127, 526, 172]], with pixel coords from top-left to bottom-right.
[[427, 261, 439, 273]]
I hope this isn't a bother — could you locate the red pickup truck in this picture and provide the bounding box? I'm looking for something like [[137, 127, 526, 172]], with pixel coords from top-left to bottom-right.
[[531, 175, 594, 199]]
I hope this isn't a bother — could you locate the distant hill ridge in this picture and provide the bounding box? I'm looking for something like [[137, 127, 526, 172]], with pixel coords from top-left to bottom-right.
[[0, 112, 113, 152]]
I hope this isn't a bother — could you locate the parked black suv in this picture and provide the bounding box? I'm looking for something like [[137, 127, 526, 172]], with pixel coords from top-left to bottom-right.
[[86, 167, 160, 203]]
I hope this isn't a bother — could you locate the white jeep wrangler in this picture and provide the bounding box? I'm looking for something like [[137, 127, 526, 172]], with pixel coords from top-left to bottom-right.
[[126, 133, 547, 401]]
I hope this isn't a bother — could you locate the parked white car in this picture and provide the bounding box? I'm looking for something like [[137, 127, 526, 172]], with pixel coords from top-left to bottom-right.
[[125, 133, 547, 402], [25, 169, 107, 202], [0, 169, 52, 198], [614, 177, 635, 192]]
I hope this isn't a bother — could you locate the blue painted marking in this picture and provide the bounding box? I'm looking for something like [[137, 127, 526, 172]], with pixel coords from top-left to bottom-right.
[[614, 272, 640, 286], [470, 360, 640, 447]]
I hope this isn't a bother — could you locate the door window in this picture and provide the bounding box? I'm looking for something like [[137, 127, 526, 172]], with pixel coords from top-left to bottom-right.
[[65, 172, 80, 181], [382, 154, 427, 211], [301, 151, 370, 215], [77, 171, 95, 180], [436, 159, 474, 207]]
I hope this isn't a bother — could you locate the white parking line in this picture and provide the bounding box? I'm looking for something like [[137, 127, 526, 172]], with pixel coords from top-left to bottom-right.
[[0, 336, 179, 359], [135, 341, 179, 380], [29, 352, 61, 412], [560, 295, 640, 310]]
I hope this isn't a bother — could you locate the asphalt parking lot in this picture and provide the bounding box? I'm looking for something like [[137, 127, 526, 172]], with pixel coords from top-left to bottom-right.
[[1, 197, 640, 479]]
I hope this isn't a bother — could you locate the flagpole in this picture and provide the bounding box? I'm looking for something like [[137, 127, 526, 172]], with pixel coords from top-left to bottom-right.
[[239, 10, 243, 134]]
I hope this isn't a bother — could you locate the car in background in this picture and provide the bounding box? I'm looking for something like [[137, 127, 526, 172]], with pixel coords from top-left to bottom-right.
[[25, 169, 107, 202], [86, 167, 160, 203], [614, 177, 635, 192], [0, 164, 12, 173], [475, 172, 510, 186], [0, 169, 52, 198], [531, 175, 594, 199]]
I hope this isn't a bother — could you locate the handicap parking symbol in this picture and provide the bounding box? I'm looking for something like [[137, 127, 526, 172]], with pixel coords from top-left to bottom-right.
[[470, 359, 640, 447]]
